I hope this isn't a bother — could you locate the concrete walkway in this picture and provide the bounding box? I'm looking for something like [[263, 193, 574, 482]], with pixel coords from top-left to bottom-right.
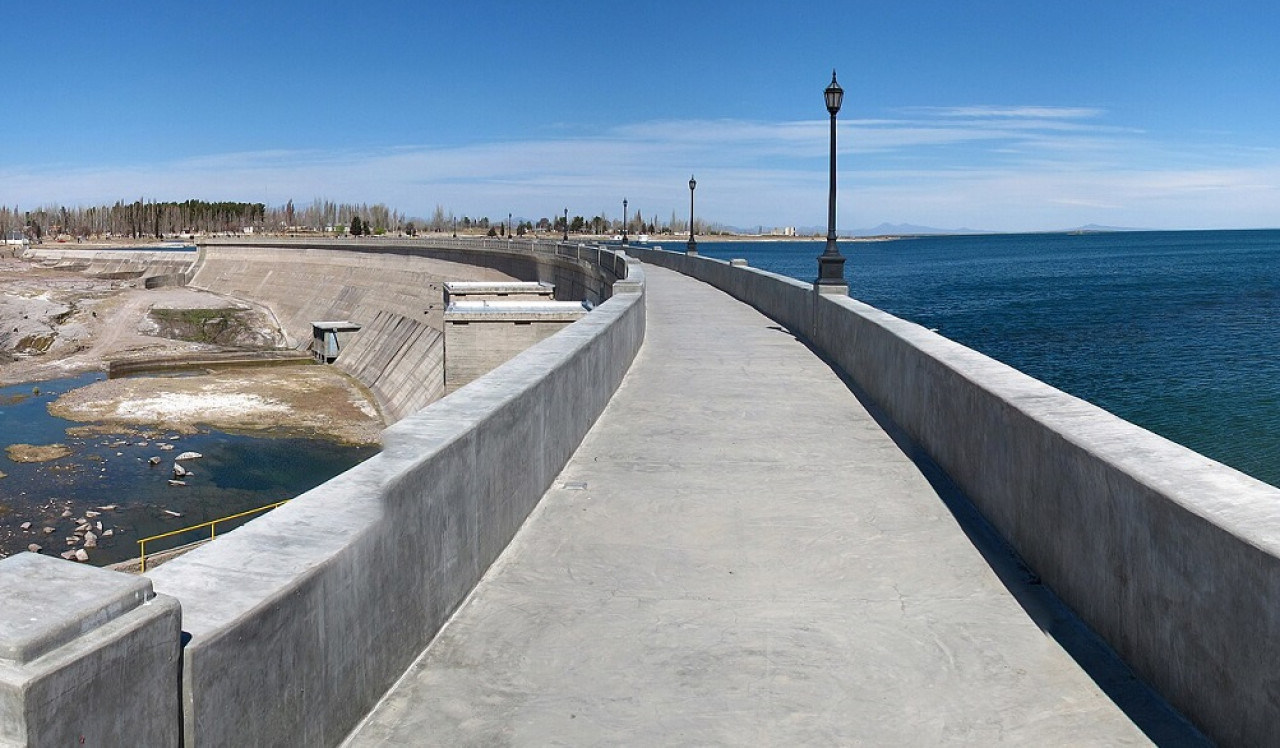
[[346, 266, 1198, 745]]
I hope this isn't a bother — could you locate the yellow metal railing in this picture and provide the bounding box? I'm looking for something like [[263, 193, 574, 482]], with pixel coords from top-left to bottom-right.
[[137, 500, 290, 572]]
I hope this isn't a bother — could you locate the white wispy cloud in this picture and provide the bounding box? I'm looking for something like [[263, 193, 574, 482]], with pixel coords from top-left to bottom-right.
[[1, 106, 1277, 232], [905, 105, 1107, 120]]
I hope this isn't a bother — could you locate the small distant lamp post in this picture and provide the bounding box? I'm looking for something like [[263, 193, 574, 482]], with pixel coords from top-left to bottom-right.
[[816, 69, 847, 294], [452, 218, 456, 238], [622, 198, 628, 245], [687, 175, 698, 256], [563, 207, 569, 242], [508, 212, 512, 239]]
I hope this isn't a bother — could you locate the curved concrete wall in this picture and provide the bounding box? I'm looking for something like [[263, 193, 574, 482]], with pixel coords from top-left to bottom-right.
[[143, 248, 644, 746], [192, 238, 626, 422], [23, 247, 198, 280], [630, 246, 1279, 746]]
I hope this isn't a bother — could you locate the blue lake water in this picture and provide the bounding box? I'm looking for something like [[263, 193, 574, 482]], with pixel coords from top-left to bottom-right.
[[0, 373, 376, 564], [689, 230, 1280, 488]]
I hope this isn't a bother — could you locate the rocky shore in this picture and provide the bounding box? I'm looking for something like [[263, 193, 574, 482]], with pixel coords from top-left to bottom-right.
[[0, 245, 384, 566]]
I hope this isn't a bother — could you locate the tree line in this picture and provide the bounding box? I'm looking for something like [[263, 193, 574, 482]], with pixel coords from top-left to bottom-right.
[[0, 198, 728, 241], [0, 199, 412, 240]]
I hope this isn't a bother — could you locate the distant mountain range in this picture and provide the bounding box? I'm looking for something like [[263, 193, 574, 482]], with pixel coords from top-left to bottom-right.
[[780, 222, 1146, 237]]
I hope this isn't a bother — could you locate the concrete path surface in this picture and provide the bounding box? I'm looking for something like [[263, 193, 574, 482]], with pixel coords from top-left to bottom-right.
[[345, 265, 1201, 746]]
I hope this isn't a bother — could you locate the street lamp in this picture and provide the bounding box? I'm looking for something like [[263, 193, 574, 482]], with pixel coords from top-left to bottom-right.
[[622, 198, 628, 245], [508, 212, 512, 239], [452, 217, 456, 238], [563, 207, 569, 242], [816, 69, 847, 294], [687, 175, 698, 255]]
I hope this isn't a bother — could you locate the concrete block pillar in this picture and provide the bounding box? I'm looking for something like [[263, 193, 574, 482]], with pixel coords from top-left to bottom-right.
[[0, 553, 181, 747]]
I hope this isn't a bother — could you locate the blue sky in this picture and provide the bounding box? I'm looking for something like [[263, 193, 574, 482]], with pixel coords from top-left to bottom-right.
[[3, 1, 1278, 232]]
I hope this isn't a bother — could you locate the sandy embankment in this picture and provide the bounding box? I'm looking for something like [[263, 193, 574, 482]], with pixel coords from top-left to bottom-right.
[[49, 367, 383, 444]]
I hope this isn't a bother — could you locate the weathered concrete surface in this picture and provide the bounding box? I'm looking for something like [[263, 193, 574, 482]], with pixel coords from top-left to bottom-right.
[[444, 303, 587, 394], [812, 292, 1280, 747], [631, 247, 1278, 745], [146, 253, 644, 746], [0, 552, 181, 747], [190, 242, 510, 422], [22, 247, 197, 282], [346, 265, 1200, 746], [192, 239, 627, 422], [628, 247, 1264, 745]]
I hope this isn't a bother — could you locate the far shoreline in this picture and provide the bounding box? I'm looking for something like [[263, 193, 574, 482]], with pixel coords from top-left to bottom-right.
[[11, 231, 905, 251]]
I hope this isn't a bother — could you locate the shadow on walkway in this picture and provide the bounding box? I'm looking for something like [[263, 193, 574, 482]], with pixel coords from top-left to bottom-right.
[[779, 321, 1209, 747]]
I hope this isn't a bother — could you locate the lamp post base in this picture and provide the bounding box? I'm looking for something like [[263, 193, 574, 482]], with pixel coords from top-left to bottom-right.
[[686, 239, 698, 256], [815, 250, 846, 294]]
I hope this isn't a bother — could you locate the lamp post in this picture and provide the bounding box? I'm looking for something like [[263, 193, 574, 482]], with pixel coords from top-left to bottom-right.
[[622, 198, 628, 245], [508, 212, 512, 239], [816, 69, 847, 294], [563, 207, 569, 242], [687, 175, 698, 256], [452, 218, 456, 238]]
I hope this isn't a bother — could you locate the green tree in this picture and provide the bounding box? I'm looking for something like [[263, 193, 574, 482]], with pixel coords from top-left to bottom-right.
[[350, 216, 363, 236]]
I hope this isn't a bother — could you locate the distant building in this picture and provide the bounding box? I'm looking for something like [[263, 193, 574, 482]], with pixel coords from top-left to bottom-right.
[[3, 229, 29, 247]]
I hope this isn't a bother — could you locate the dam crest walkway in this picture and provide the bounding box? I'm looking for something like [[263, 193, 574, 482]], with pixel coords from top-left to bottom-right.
[[346, 264, 1198, 745]]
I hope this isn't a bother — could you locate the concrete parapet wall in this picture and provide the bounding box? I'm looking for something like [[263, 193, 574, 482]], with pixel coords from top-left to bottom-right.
[[146, 251, 645, 746], [630, 246, 1280, 745], [0, 553, 181, 747]]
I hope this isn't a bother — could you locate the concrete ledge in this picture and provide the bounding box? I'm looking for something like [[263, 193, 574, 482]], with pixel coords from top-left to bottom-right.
[[147, 251, 645, 746], [632, 245, 1280, 745], [0, 553, 181, 747]]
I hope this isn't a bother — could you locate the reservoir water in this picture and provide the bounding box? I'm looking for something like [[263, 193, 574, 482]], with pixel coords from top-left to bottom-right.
[[0, 372, 376, 564], [691, 230, 1280, 488]]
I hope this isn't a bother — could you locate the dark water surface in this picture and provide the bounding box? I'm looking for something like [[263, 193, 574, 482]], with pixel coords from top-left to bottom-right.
[[0, 373, 376, 564], [691, 230, 1280, 488]]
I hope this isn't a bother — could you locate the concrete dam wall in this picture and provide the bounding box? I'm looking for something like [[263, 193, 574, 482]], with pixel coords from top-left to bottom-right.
[[629, 246, 1279, 746], [192, 238, 624, 422], [23, 247, 198, 286], [19, 239, 628, 423], [0, 242, 643, 745]]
